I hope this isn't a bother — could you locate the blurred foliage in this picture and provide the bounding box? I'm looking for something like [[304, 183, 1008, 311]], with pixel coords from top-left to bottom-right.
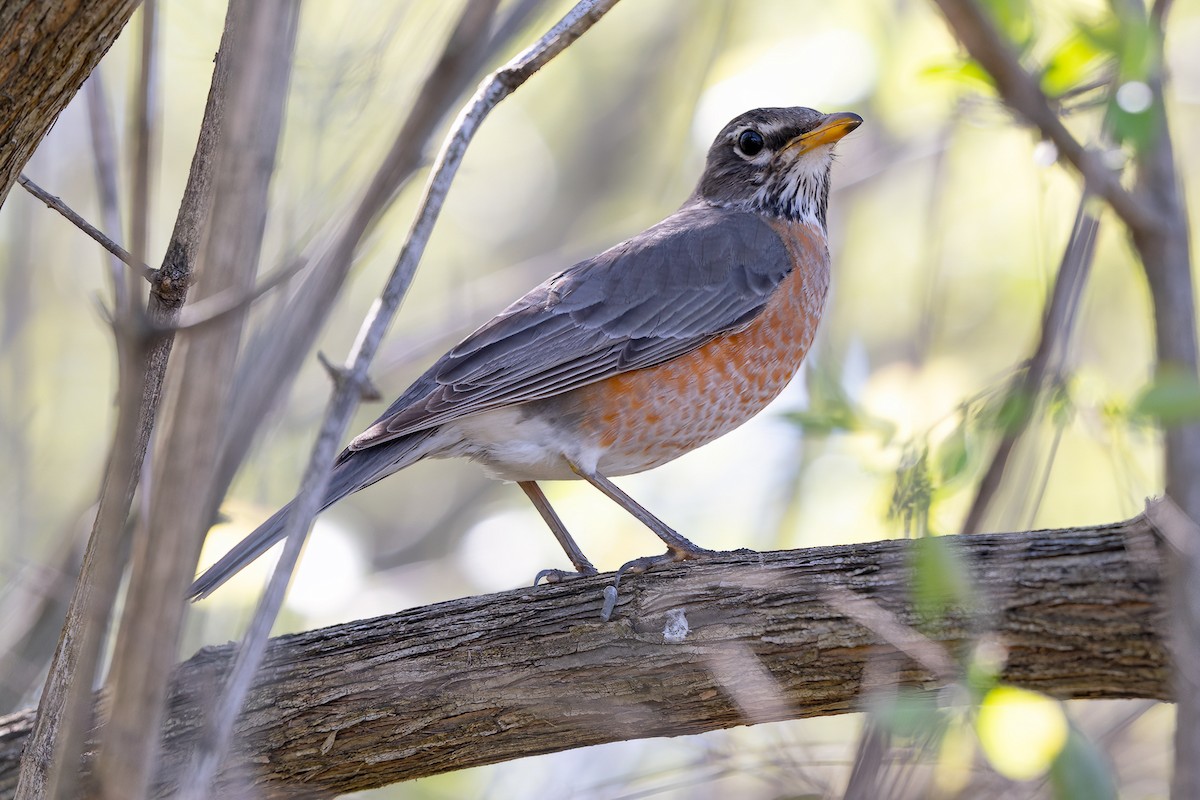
[[1132, 366, 1200, 424], [3, 0, 1198, 796], [909, 534, 974, 623]]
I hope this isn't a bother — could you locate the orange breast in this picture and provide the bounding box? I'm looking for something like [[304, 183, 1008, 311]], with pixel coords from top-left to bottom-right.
[[567, 221, 830, 476]]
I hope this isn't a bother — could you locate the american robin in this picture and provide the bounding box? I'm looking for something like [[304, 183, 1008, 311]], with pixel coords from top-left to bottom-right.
[[189, 106, 862, 600]]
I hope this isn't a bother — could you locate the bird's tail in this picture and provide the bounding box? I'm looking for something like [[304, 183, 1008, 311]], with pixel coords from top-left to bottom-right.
[[188, 431, 436, 600]]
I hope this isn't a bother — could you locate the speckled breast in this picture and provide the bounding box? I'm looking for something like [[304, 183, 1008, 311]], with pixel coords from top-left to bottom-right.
[[567, 221, 830, 476]]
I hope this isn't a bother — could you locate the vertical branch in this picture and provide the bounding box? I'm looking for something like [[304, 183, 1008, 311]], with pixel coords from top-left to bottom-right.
[[14, 7, 238, 799], [85, 71, 127, 291], [129, 0, 158, 287], [1127, 4, 1200, 794], [213, 0, 528, 503], [16, 5, 161, 797], [962, 196, 1100, 533], [93, 3, 302, 799], [191, 0, 620, 793], [931, 0, 1195, 793]]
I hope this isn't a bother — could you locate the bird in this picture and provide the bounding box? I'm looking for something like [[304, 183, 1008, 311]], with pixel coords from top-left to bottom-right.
[[189, 106, 862, 601]]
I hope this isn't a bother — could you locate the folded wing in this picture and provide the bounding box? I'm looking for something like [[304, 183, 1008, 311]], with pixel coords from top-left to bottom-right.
[[349, 203, 795, 451]]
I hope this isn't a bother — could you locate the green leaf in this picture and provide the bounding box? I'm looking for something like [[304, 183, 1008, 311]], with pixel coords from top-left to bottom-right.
[[936, 422, 971, 485], [1049, 727, 1117, 800], [1075, 17, 1122, 58], [1131, 369, 1200, 424], [873, 688, 947, 741], [1110, 94, 1158, 154], [910, 535, 973, 624], [979, 0, 1035, 53], [1041, 32, 1109, 97], [981, 387, 1034, 434], [890, 444, 933, 537], [1114, 15, 1156, 82], [922, 59, 997, 92], [1047, 379, 1076, 428], [782, 364, 896, 440]]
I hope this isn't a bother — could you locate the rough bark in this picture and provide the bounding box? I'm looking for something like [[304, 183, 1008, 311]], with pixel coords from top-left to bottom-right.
[[0, 0, 139, 206], [0, 517, 1169, 799]]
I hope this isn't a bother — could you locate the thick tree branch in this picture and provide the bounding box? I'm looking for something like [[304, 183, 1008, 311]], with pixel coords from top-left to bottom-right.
[[0, 0, 139, 206], [0, 517, 1168, 799]]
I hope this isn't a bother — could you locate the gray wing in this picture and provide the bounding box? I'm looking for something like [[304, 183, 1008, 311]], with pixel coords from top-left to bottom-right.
[[349, 203, 796, 451]]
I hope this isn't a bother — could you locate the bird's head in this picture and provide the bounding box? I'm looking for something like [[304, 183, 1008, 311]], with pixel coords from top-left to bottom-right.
[[694, 107, 862, 231]]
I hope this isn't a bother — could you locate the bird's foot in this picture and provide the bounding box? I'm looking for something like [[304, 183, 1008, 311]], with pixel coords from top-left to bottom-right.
[[533, 565, 599, 586], [600, 543, 722, 621]]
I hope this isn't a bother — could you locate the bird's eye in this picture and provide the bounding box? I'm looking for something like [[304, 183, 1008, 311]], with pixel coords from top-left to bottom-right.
[[737, 129, 765, 157]]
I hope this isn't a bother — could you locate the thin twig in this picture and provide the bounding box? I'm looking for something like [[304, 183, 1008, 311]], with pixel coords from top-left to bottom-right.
[[1152, 0, 1175, 26], [16, 175, 155, 282], [168, 255, 307, 333], [962, 194, 1100, 533], [930, 0, 1155, 233], [84, 71, 128, 293], [213, 0, 533, 503], [130, 0, 158, 274], [193, 0, 622, 791]]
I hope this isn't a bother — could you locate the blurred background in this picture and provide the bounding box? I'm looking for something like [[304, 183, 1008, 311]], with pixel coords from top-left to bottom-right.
[[2, 0, 1199, 796]]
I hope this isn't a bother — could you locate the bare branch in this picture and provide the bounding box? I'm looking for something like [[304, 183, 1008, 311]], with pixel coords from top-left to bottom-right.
[[96, 3, 301, 798], [14, 5, 238, 797], [84, 70, 129, 294], [0, 518, 1169, 798], [129, 0, 158, 274], [930, 0, 1157, 233], [15, 175, 155, 282], [962, 194, 1100, 533], [197, 0, 622, 790], [0, 0, 140, 205], [168, 256, 307, 333], [213, 0, 538, 504]]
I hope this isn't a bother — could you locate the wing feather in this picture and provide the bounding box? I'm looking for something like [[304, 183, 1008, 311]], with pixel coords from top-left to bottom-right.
[[350, 203, 795, 450]]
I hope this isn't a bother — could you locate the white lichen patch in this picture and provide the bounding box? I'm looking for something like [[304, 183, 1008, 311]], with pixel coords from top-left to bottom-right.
[[663, 608, 690, 643]]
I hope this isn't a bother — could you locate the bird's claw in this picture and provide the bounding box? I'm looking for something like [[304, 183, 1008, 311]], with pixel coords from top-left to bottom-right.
[[600, 545, 721, 622], [532, 566, 598, 586]]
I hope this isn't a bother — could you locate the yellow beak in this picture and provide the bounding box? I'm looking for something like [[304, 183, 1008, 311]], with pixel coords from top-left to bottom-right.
[[786, 112, 863, 152]]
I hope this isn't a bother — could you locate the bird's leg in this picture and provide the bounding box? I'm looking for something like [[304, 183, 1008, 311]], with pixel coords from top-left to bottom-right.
[[566, 461, 716, 580], [519, 480, 599, 584]]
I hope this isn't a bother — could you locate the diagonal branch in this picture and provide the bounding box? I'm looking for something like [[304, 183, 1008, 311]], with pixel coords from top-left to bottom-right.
[[15, 175, 156, 282], [199, 3, 623, 790], [213, 0, 549, 504], [930, 0, 1156, 233], [962, 194, 1100, 533], [0, 517, 1169, 799]]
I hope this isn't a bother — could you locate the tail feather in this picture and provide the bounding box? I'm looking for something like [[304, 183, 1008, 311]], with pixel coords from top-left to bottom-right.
[[189, 431, 435, 600]]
